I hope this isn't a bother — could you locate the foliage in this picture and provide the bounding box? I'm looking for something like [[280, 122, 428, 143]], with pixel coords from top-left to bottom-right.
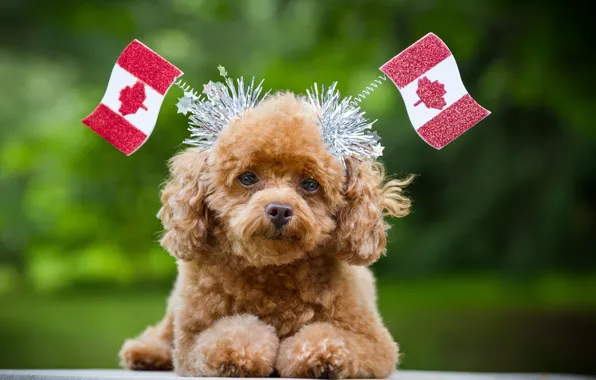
[[0, 1, 594, 291]]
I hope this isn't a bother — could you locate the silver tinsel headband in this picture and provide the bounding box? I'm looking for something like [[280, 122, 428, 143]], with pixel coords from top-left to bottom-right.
[[306, 82, 383, 161], [175, 67, 384, 161]]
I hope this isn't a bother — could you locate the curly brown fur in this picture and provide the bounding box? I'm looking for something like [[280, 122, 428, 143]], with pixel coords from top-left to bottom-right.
[[120, 92, 413, 378]]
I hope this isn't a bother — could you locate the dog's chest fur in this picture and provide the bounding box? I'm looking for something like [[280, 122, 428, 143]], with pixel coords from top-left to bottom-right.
[[182, 255, 344, 337]]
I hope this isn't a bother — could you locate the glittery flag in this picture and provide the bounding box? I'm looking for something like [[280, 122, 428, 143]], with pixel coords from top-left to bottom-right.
[[380, 33, 490, 149], [82, 40, 183, 155]]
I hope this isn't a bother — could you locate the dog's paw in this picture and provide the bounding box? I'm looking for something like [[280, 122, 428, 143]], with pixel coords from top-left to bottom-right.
[[276, 323, 357, 379], [205, 343, 274, 377], [119, 338, 173, 371], [182, 314, 279, 377]]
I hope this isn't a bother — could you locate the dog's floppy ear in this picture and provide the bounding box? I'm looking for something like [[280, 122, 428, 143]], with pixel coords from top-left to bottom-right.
[[157, 148, 213, 261], [335, 156, 413, 266]]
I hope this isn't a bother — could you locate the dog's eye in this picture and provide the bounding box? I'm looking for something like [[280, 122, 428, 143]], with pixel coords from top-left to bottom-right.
[[300, 178, 320, 193], [238, 172, 259, 187]]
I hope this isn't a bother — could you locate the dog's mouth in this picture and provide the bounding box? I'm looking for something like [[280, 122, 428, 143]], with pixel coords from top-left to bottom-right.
[[265, 231, 300, 242]]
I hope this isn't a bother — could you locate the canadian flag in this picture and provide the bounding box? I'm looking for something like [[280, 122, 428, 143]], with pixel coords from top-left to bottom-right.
[[380, 33, 490, 149], [82, 40, 183, 155]]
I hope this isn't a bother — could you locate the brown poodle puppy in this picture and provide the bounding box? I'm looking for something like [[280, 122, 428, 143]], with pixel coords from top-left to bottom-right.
[[119, 92, 413, 378]]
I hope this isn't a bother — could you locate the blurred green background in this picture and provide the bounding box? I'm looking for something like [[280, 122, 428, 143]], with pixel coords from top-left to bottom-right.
[[1, 0, 595, 376]]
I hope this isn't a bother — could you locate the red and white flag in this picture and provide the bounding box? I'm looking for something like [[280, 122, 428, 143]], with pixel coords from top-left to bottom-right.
[[380, 33, 490, 149], [82, 40, 183, 155]]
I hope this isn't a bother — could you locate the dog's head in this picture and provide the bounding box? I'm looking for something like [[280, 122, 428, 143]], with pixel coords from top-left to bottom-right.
[[158, 93, 412, 267]]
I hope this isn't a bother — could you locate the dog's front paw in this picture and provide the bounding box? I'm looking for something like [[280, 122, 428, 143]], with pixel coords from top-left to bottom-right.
[[119, 337, 172, 371], [178, 314, 279, 377], [276, 323, 357, 379]]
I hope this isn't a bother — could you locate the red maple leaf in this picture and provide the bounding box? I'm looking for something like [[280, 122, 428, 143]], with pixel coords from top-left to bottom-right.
[[414, 77, 447, 110], [119, 81, 148, 116]]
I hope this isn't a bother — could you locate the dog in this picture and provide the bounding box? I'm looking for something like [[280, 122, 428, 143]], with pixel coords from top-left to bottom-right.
[[119, 91, 413, 378]]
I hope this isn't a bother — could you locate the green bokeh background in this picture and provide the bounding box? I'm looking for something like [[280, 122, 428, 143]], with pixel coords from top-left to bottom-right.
[[1, 0, 595, 375]]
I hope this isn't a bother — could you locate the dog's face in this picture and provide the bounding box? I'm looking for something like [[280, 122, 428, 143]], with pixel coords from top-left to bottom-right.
[[158, 93, 412, 267], [206, 93, 345, 266]]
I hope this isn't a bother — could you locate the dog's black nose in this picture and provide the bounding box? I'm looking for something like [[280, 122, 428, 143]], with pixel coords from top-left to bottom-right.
[[265, 203, 293, 228]]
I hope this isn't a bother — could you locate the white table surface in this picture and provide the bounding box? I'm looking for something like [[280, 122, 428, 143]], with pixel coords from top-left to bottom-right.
[[0, 370, 593, 380]]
